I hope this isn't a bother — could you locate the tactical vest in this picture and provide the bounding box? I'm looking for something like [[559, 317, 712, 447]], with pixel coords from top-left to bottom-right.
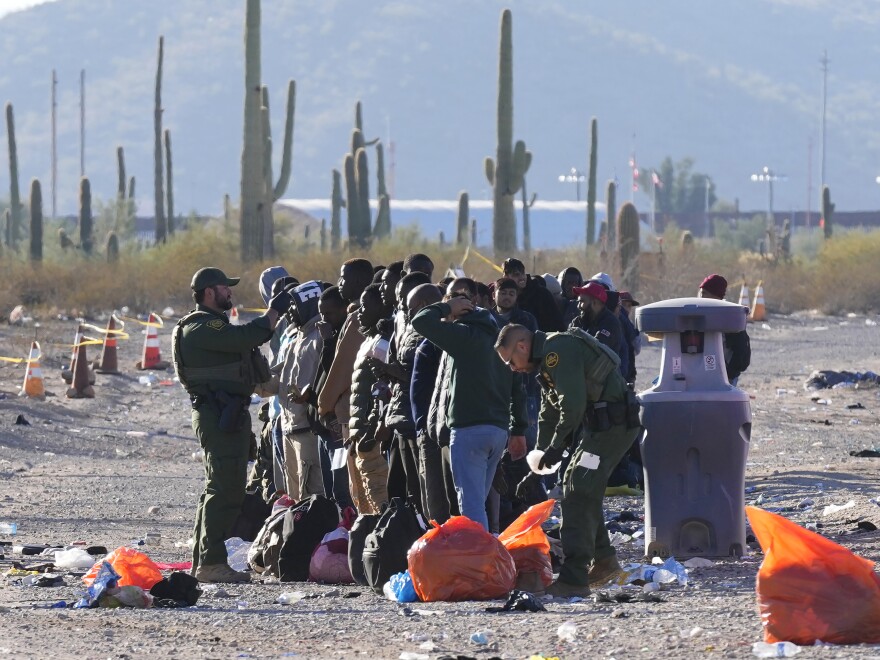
[[566, 326, 620, 402], [172, 310, 271, 393]]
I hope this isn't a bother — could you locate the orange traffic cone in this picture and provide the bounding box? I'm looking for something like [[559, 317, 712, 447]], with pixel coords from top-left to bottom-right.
[[19, 340, 45, 399], [738, 283, 750, 308], [61, 325, 84, 384], [750, 280, 766, 322], [136, 313, 169, 370], [94, 315, 121, 374], [229, 306, 241, 326], [66, 339, 95, 399]]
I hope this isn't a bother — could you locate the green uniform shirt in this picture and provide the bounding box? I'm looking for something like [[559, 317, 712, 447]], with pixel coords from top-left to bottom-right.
[[176, 305, 273, 397], [531, 330, 628, 450]]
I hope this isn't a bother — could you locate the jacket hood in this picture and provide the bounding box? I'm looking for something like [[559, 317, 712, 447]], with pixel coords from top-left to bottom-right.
[[259, 266, 290, 304]]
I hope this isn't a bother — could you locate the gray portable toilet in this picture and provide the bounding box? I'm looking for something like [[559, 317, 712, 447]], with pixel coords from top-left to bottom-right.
[[635, 297, 751, 558]]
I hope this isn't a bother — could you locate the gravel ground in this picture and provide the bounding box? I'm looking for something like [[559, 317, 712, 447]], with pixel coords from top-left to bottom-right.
[[1, 310, 880, 659]]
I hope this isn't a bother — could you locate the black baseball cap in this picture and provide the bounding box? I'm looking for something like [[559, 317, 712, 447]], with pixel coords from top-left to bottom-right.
[[191, 267, 240, 291]]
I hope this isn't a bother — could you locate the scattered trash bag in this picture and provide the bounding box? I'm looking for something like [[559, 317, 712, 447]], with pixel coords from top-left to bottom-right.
[[149, 571, 201, 607], [408, 515, 516, 602], [99, 584, 153, 608], [54, 548, 97, 570], [348, 513, 381, 587], [497, 499, 555, 589], [82, 546, 163, 591], [384, 570, 419, 603], [75, 562, 120, 608], [485, 590, 546, 613], [850, 449, 880, 458], [746, 505, 880, 645], [309, 507, 357, 584]]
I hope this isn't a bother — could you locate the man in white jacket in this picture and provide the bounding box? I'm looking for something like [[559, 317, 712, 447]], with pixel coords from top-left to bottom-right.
[[277, 280, 326, 500]]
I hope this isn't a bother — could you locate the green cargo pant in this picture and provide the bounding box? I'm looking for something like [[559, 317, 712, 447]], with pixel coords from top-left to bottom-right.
[[191, 405, 251, 570], [558, 422, 639, 586]]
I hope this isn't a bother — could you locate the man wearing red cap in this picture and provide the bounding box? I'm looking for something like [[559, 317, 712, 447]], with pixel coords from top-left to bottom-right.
[[698, 274, 751, 385], [571, 281, 623, 354]]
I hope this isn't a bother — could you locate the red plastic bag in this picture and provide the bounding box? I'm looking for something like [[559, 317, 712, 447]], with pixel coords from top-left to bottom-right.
[[497, 499, 555, 588], [746, 505, 880, 645], [408, 516, 516, 601], [83, 547, 164, 591]]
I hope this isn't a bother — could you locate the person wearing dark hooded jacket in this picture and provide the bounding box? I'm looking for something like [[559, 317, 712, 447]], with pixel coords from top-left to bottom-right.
[[411, 278, 529, 531], [502, 258, 564, 332], [348, 284, 393, 514]]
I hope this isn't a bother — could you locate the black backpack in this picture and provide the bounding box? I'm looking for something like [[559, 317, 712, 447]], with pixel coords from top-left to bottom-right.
[[278, 495, 340, 582], [362, 497, 426, 594], [348, 513, 381, 586]]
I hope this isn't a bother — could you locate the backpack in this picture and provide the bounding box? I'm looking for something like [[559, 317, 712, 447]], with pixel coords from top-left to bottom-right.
[[247, 503, 291, 575], [362, 497, 426, 594], [348, 513, 382, 586], [278, 495, 341, 582]]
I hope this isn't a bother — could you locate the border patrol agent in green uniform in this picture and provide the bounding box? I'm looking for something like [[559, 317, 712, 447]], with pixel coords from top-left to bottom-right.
[[173, 267, 291, 583], [495, 323, 641, 597]]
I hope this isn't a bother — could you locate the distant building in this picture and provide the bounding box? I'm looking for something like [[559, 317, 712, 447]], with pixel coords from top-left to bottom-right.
[[277, 198, 659, 251]]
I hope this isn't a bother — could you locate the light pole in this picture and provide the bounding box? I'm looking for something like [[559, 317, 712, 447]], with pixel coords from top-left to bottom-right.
[[750, 166, 786, 227], [558, 167, 585, 201]]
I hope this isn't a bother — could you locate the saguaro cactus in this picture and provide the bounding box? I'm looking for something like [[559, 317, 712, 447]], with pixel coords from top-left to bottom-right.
[[106, 231, 119, 263], [320, 218, 327, 251], [521, 179, 537, 253], [372, 142, 391, 239], [164, 129, 174, 234], [485, 9, 531, 254], [456, 191, 469, 245], [240, 0, 265, 262], [5, 102, 22, 248], [586, 117, 598, 246], [355, 148, 371, 242], [29, 178, 42, 262], [154, 36, 166, 245], [331, 168, 344, 251], [605, 179, 617, 247], [822, 184, 834, 240], [617, 202, 640, 294], [79, 176, 93, 254], [116, 146, 127, 232]]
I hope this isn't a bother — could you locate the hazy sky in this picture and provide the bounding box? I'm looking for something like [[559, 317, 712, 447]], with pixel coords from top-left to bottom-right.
[[0, 0, 55, 19]]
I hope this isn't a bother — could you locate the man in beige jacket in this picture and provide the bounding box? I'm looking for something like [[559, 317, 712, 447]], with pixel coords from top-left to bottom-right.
[[318, 258, 383, 514]]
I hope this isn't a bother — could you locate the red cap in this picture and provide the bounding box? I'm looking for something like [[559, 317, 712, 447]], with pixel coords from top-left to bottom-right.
[[572, 281, 608, 304], [699, 274, 728, 299]]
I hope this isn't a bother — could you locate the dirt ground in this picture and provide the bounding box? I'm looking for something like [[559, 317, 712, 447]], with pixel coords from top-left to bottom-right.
[[1, 308, 880, 659]]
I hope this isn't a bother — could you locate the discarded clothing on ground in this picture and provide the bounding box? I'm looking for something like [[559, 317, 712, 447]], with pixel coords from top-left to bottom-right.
[[805, 370, 880, 390]]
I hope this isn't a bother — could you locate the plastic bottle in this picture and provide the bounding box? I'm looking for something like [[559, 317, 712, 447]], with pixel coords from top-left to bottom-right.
[[557, 621, 578, 642], [470, 630, 492, 645], [751, 641, 800, 657], [0, 522, 17, 535]]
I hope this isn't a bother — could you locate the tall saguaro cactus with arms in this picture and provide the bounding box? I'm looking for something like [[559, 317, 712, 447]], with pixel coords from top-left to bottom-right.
[[485, 8, 530, 254]]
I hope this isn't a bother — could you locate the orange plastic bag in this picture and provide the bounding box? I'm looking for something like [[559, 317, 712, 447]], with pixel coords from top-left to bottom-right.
[[746, 506, 880, 645], [407, 516, 516, 601], [83, 546, 164, 591], [497, 499, 555, 588]]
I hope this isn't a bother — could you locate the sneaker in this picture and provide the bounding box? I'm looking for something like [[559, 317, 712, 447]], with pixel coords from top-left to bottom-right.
[[545, 579, 591, 598], [588, 555, 624, 586], [194, 563, 251, 584]]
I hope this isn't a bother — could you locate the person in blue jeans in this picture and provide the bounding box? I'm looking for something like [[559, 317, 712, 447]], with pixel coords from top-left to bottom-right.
[[411, 278, 528, 530]]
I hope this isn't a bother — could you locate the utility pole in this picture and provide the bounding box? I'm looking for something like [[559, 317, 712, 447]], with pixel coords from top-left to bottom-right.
[[806, 137, 813, 228], [79, 69, 85, 176], [51, 69, 57, 219], [820, 51, 829, 190]]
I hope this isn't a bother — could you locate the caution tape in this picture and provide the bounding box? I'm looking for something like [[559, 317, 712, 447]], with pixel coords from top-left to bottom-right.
[[118, 315, 163, 329], [79, 322, 130, 341], [462, 246, 504, 274], [242, 307, 267, 313]]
